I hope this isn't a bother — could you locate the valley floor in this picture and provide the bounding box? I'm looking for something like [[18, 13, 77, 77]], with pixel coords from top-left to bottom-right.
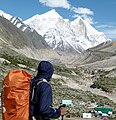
[[53, 73, 116, 103]]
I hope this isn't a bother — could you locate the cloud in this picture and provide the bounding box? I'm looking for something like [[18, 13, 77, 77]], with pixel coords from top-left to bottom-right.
[[38, 1, 94, 24], [71, 7, 94, 15], [96, 25, 116, 29], [73, 14, 94, 24], [82, 15, 94, 24], [96, 25, 116, 40], [71, 7, 94, 24], [39, 0, 70, 9]]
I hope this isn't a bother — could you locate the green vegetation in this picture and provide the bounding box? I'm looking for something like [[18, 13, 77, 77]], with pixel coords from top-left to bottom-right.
[[54, 65, 72, 75], [0, 52, 38, 68], [0, 53, 116, 118], [51, 78, 116, 114], [53, 65, 82, 78], [93, 77, 116, 92], [91, 70, 116, 93]]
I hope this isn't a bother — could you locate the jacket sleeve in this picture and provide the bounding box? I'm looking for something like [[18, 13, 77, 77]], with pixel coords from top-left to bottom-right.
[[37, 82, 61, 118]]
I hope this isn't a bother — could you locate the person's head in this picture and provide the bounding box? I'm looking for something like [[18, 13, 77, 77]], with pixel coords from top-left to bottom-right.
[[36, 61, 54, 81]]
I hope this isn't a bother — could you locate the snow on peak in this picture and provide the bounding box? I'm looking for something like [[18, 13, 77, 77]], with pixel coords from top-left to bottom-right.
[[24, 9, 62, 25], [73, 16, 84, 23], [0, 9, 109, 54], [24, 10, 109, 53], [41, 9, 62, 19], [24, 9, 64, 36], [0, 10, 12, 20]]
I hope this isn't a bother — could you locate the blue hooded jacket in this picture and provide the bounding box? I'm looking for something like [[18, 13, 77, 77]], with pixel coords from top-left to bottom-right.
[[30, 61, 60, 119]]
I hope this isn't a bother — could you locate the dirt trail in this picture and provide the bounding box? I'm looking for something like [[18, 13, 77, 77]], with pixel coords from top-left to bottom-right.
[[66, 78, 116, 103], [53, 74, 116, 103]]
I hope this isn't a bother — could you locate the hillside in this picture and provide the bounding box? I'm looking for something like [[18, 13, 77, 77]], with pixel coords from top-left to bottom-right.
[[69, 41, 116, 67], [0, 53, 116, 114], [0, 16, 59, 61], [66, 41, 116, 104]]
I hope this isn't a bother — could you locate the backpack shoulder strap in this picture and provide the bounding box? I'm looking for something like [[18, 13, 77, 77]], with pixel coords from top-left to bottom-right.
[[36, 79, 48, 86], [31, 79, 48, 101]]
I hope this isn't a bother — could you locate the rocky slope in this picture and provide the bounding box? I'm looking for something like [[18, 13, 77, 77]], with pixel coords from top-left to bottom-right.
[[0, 16, 59, 60], [69, 41, 116, 67]]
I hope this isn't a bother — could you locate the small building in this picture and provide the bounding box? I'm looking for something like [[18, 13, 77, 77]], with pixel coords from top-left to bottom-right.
[[62, 100, 72, 106], [83, 113, 92, 118]]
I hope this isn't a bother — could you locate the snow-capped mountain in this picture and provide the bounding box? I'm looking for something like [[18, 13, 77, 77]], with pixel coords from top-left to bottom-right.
[[0, 9, 109, 54], [0, 10, 29, 31], [24, 9, 109, 54]]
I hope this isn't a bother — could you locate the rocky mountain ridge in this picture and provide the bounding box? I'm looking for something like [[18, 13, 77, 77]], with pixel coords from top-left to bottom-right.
[[0, 16, 59, 61], [24, 9, 109, 54], [0, 9, 109, 55], [0, 10, 115, 67]]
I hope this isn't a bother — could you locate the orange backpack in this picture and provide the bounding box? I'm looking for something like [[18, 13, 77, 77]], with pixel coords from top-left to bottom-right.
[[2, 69, 31, 120]]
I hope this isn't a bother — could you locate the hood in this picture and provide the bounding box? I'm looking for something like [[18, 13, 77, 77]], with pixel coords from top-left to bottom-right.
[[36, 61, 54, 82]]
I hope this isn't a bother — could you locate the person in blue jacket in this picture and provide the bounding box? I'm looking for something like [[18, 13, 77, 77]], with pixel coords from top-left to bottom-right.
[[30, 61, 67, 120]]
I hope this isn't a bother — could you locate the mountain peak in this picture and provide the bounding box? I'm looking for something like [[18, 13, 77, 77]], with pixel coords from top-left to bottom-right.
[[76, 16, 84, 21], [41, 9, 62, 19], [71, 16, 85, 26], [24, 10, 108, 53], [0, 9, 108, 55]]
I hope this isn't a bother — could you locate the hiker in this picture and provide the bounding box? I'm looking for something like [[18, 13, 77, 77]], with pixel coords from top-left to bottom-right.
[[30, 61, 67, 120]]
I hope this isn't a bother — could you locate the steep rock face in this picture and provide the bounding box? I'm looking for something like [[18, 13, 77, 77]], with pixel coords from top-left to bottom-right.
[[0, 10, 51, 50], [0, 16, 59, 60], [24, 9, 109, 54], [8, 16, 50, 49], [0, 16, 29, 48]]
